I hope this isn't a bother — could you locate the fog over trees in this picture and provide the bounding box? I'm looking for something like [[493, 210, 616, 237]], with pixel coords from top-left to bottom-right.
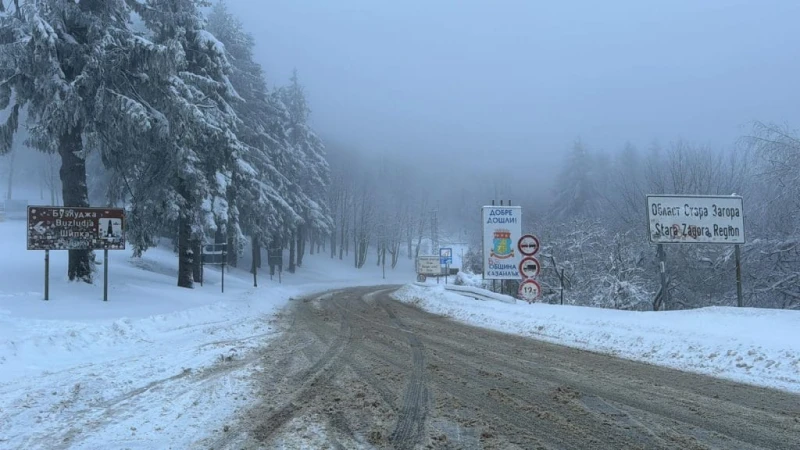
[[1, 1, 798, 310]]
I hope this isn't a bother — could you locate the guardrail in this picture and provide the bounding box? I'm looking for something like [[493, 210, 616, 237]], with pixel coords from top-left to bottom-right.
[[412, 282, 516, 304]]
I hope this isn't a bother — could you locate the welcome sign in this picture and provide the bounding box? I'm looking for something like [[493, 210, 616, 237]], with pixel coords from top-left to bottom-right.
[[482, 206, 522, 280]]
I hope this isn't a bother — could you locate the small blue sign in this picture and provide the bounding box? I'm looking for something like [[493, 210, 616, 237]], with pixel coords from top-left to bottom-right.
[[439, 247, 453, 265]]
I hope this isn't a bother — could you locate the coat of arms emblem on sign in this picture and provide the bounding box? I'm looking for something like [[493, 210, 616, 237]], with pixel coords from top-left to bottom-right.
[[490, 229, 514, 259]]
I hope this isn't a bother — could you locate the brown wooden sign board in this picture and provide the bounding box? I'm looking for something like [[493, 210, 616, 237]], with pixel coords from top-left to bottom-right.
[[27, 206, 126, 251]]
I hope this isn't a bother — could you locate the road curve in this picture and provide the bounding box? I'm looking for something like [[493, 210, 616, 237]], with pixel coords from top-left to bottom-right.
[[213, 286, 800, 450]]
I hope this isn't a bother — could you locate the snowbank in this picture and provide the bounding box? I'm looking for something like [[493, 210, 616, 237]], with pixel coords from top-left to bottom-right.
[[443, 284, 516, 304], [393, 284, 800, 393]]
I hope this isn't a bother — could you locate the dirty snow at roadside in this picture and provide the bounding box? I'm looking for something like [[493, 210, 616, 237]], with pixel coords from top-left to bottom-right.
[[393, 283, 800, 394], [0, 219, 411, 449]]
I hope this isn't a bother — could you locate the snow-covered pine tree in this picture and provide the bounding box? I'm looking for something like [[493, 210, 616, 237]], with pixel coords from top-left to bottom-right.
[[206, 1, 299, 272], [126, 0, 243, 288], [0, 0, 167, 282], [610, 142, 644, 228], [551, 139, 603, 221], [278, 70, 333, 269]]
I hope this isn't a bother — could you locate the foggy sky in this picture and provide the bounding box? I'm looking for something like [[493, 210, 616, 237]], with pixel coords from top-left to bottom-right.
[[230, 0, 799, 175]]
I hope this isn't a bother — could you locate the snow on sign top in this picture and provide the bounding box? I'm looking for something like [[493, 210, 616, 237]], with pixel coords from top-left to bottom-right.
[[27, 206, 126, 251], [646, 195, 745, 245]]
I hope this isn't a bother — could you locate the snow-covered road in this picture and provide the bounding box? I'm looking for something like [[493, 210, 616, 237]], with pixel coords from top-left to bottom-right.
[[3, 218, 799, 448]]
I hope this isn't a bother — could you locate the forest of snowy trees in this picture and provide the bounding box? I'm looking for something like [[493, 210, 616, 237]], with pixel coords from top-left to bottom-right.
[[1, 1, 798, 311], [0, 0, 330, 287], [456, 127, 800, 311]]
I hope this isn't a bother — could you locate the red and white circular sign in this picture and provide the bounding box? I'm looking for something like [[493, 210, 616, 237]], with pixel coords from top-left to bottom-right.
[[519, 256, 541, 279], [518, 234, 540, 256], [518, 279, 541, 302]]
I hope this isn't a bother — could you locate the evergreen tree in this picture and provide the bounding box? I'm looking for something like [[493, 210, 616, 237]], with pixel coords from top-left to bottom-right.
[[123, 0, 243, 288], [278, 70, 332, 268], [206, 1, 299, 270], [0, 0, 165, 282], [551, 139, 602, 221]]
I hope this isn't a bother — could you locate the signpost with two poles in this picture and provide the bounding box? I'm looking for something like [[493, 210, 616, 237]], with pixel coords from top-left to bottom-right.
[[27, 206, 125, 301]]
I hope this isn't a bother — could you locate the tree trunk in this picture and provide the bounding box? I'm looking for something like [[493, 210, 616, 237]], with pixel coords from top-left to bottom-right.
[[330, 229, 336, 258], [227, 231, 237, 268], [59, 127, 93, 283], [288, 230, 296, 273], [392, 242, 400, 268], [268, 236, 281, 276], [251, 235, 260, 274], [296, 226, 305, 267], [353, 206, 358, 267], [191, 239, 202, 282], [6, 149, 14, 200], [309, 229, 315, 255], [177, 212, 194, 288], [407, 222, 413, 259], [339, 218, 345, 259]]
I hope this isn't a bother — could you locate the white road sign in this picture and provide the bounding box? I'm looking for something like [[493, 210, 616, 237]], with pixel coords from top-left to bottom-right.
[[519, 279, 541, 302], [417, 256, 442, 276], [482, 206, 522, 280], [647, 195, 745, 244]]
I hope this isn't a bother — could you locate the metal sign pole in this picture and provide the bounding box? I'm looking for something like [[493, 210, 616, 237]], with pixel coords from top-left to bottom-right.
[[657, 244, 669, 310], [28, 207, 126, 301], [44, 249, 49, 301], [735, 244, 743, 307], [103, 248, 109, 301]]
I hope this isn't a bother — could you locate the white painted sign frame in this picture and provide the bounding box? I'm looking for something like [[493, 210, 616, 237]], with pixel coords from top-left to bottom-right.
[[646, 194, 745, 245], [482, 206, 522, 280]]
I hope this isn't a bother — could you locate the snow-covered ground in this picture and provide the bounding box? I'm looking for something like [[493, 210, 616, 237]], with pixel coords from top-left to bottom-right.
[[0, 219, 413, 449], [393, 284, 800, 394], [4, 210, 798, 449]]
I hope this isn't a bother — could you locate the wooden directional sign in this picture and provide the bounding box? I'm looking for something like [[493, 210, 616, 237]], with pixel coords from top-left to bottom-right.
[[519, 256, 541, 279], [27, 206, 125, 250], [519, 279, 541, 302], [518, 234, 540, 256]]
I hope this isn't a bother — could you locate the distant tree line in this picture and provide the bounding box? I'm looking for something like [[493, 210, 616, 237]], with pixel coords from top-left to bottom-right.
[[0, 1, 331, 287], [531, 125, 800, 310]]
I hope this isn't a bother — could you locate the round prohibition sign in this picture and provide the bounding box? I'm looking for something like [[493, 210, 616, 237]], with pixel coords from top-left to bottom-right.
[[519, 256, 541, 279], [518, 234, 540, 256], [519, 279, 541, 303]]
